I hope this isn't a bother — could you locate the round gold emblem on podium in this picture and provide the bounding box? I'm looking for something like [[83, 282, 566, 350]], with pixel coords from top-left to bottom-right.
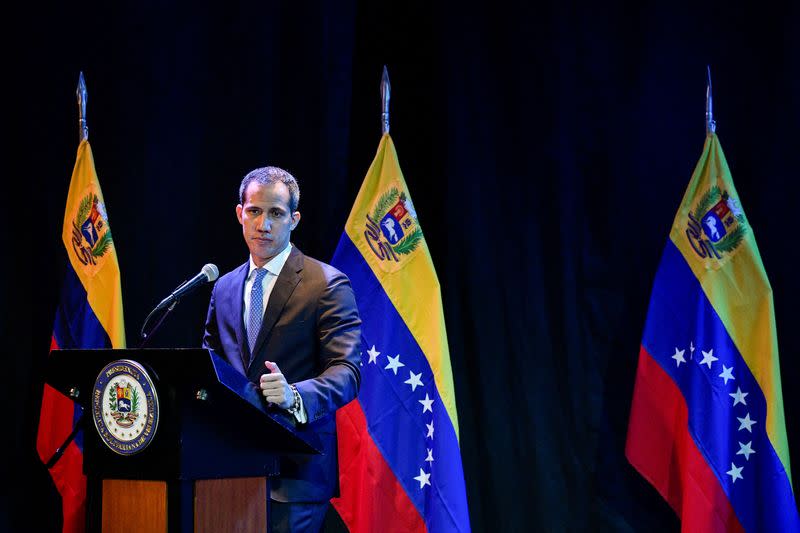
[[92, 359, 159, 455]]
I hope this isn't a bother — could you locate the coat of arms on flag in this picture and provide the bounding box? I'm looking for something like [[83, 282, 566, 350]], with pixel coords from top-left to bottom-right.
[[684, 185, 747, 264], [69, 189, 114, 272], [365, 186, 423, 267]]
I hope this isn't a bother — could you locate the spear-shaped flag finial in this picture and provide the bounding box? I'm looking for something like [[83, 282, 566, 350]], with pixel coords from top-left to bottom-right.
[[706, 65, 716, 134], [381, 65, 391, 135], [77, 71, 89, 142]]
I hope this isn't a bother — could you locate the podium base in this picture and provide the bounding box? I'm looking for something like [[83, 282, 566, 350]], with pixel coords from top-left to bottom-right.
[[91, 477, 269, 532], [102, 479, 167, 532], [195, 477, 268, 532]]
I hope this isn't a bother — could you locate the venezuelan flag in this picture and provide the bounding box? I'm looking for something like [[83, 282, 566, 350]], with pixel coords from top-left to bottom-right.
[[37, 139, 125, 533], [626, 133, 798, 531], [330, 134, 470, 532]]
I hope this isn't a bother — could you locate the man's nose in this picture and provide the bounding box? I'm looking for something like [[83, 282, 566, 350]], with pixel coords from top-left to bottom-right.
[[258, 216, 271, 231]]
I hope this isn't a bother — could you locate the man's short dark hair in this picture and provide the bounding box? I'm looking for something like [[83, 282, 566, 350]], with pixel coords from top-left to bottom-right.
[[239, 166, 300, 212]]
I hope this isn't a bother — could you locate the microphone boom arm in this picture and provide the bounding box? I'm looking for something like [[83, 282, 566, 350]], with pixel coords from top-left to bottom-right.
[[139, 298, 178, 348]]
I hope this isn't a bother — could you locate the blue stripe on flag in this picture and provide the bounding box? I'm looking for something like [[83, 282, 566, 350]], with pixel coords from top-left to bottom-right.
[[53, 265, 114, 350], [52, 264, 114, 452]]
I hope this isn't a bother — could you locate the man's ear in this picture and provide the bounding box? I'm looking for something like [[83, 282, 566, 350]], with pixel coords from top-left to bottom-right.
[[236, 204, 243, 225], [290, 211, 301, 231]]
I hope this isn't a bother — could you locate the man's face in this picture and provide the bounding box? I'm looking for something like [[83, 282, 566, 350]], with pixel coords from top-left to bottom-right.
[[236, 181, 300, 267]]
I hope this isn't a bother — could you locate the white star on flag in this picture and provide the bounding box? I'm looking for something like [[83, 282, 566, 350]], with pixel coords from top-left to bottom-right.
[[414, 468, 431, 488], [385, 354, 405, 375], [405, 371, 423, 391], [426, 421, 435, 439], [367, 345, 380, 364], [425, 448, 434, 463], [730, 387, 749, 407], [672, 347, 686, 367], [737, 413, 757, 433], [690, 341, 695, 359], [419, 393, 434, 413], [718, 365, 735, 385], [726, 462, 744, 483], [737, 441, 756, 461], [699, 349, 718, 369]]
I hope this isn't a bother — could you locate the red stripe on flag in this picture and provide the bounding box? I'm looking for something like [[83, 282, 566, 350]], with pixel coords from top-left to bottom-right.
[[332, 400, 427, 533], [37, 335, 87, 533], [626, 345, 745, 533], [36, 336, 70, 464], [49, 441, 87, 533]]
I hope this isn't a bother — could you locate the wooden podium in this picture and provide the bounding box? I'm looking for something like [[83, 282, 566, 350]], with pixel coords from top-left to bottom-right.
[[44, 348, 320, 533]]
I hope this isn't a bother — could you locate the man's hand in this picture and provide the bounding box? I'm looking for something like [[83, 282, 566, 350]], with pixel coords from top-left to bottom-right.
[[259, 361, 293, 409]]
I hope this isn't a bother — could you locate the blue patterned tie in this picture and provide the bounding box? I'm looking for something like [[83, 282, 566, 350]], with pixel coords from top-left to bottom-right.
[[248, 268, 268, 354]]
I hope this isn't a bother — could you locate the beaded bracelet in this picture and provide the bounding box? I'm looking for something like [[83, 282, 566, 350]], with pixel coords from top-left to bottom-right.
[[289, 384, 301, 414]]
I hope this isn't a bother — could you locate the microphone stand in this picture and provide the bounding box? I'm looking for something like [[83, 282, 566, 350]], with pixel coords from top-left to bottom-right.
[[139, 299, 179, 348]]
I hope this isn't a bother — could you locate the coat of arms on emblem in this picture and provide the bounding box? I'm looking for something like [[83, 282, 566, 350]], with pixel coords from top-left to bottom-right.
[[685, 186, 747, 260], [365, 187, 423, 264], [70, 192, 113, 267], [108, 379, 139, 428]]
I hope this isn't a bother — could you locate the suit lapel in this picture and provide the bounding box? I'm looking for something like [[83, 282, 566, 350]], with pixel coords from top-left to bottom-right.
[[249, 247, 304, 370], [229, 262, 250, 370]]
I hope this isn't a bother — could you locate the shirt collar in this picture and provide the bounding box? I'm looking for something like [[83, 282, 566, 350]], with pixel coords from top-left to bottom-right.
[[248, 242, 293, 279]]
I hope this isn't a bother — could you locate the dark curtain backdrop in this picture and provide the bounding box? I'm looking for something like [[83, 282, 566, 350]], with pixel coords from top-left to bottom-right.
[[13, 1, 800, 531]]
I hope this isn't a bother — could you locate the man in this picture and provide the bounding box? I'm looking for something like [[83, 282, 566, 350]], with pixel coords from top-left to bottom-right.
[[203, 166, 361, 532]]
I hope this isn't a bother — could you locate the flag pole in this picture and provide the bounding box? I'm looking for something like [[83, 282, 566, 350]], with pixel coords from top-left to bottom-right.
[[705, 65, 716, 135], [381, 65, 391, 135], [77, 71, 89, 142]]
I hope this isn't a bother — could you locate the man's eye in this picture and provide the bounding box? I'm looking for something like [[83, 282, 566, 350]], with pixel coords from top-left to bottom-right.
[[271, 210, 283, 218]]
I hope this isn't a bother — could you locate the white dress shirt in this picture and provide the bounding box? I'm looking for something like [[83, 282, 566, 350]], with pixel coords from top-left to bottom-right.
[[243, 242, 293, 331]]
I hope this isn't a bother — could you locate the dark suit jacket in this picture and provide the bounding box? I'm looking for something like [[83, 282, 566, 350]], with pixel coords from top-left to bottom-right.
[[203, 246, 361, 502]]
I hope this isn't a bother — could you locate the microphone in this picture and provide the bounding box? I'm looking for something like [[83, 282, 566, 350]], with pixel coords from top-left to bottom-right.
[[155, 263, 219, 311]]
